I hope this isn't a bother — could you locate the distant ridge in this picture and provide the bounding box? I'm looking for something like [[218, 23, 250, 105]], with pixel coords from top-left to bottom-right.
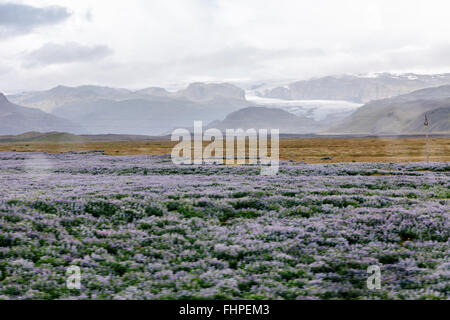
[[0, 93, 84, 135], [209, 106, 321, 134], [258, 73, 450, 103], [5, 75, 450, 136], [328, 85, 450, 135], [1, 131, 447, 144], [8, 83, 250, 135], [8, 82, 249, 113], [0, 132, 87, 143], [0, 131, 164, 143]]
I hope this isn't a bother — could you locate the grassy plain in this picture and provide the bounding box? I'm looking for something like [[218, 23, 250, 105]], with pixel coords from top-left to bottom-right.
[[0, 137, 448, 163]]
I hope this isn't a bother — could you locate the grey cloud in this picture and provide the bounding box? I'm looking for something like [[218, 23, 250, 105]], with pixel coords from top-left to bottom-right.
[[190, 47, 325, 63], [96, 46, 329, 88], [0, 3, 70, 38], [0, 65, 11, 76], [24, 42, 113, 68], [85, 9, 93, 22], [427, 44, 450, 66], [369, 44, 450, 72], [172, 47, 327, 75]]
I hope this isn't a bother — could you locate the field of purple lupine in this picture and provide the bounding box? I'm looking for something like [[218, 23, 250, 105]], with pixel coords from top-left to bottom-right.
[[0, 151, 448, 300]]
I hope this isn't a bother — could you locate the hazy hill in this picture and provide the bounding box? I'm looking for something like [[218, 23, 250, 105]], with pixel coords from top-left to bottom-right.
[[8, 85, 136, 112], [135, 87, 170, 97], [7, 83, 250, 135], [8, 78, 449, 136], [386, 84, 450, 102], [0, 93, 83, 135], [0, 131, 163, 143], [8, 82, 248, 112], [403, 107, 450, 134], [328, 85, 450, 135], [259, 73, 450, 103], [3, 132, 88, 143], [175, 82, 246, 102], [210, 107, 320, 134], [52, 96, 249, 135]]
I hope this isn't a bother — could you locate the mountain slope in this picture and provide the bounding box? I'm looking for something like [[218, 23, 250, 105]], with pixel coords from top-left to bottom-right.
[[328, 86, 450, 135], [211, 107, 320, 134], [403, 107, 450, 133], [52, 96, 249, 135], [135, 87, 170, 97], [8, 82, 248, 112], [0, 93, 84, 135], [8, 85, 136, 112], [7, 83, 250, 135], [259, 73, 450, 103], [175, 82, 246, 102]]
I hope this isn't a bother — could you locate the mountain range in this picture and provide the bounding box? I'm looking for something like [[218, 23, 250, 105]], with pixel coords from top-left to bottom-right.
[[2, 73, 450, 136], [328, 85, 450, 135], [257, 73, 450, 103], [8, 83, 250, 135], [9, 82, 247, 112], [0, 93, 83, 135]]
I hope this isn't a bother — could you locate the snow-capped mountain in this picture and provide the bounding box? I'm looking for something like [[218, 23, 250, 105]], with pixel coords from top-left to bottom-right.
[[256, 73, 450, 103]]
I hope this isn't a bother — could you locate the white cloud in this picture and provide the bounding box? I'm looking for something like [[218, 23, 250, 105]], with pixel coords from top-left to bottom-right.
[[2, 0, 450, 92]]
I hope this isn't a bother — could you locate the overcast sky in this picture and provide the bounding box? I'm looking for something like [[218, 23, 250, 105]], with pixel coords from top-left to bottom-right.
[[2, 0, 450, 93]]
